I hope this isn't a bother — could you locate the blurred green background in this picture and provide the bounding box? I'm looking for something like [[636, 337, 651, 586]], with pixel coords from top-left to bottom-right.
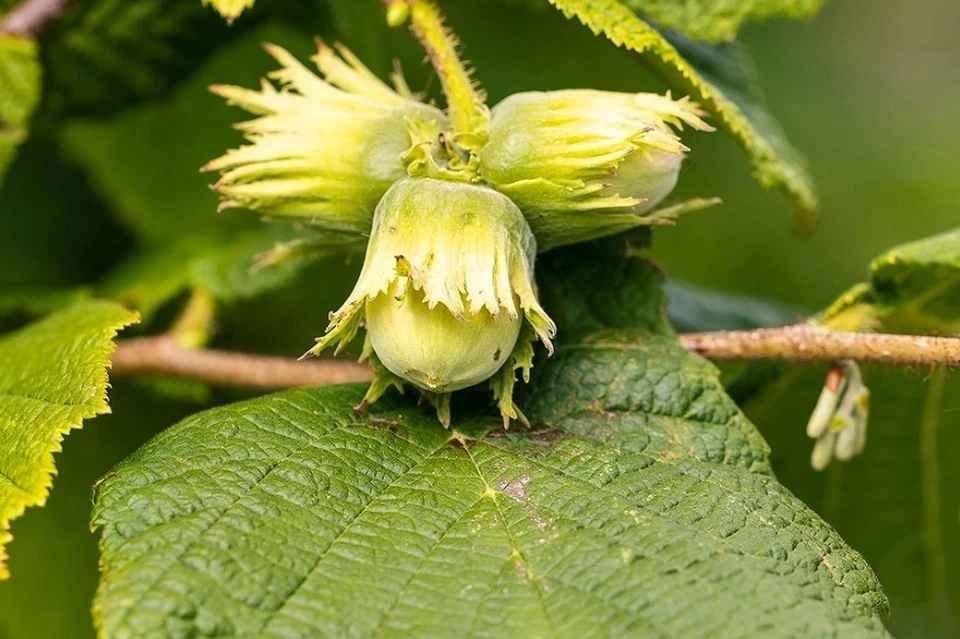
[[651, 0, 960, 308], [0, 0, 957, 637]]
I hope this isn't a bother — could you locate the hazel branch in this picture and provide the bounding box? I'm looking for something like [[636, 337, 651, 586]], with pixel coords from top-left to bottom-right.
[[382, 0, 487, 141], [679, 324, 960, 366], [111, 336, 374, 389], [110, 326, 960, 392], [0, 0, 75, 37]]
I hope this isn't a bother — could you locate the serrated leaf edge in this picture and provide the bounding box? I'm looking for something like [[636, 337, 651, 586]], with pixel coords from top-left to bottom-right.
[[0, 302, 139, 579]]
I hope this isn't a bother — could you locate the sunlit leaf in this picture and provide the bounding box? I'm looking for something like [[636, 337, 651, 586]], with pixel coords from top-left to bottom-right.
[[0, 34, 40, 185], [0, 301, 137, 579], [202, 0, 256, 23]]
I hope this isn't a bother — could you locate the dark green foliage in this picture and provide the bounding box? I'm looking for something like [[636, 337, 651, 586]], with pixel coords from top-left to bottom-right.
[[0, 0, 955, 637]]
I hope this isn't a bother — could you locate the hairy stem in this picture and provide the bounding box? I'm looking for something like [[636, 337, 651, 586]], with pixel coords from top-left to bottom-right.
[[680, 324, 960, 366], [0, 0, 75, 37], [111, 336, 373, 389], [382, 0, 487, 142]]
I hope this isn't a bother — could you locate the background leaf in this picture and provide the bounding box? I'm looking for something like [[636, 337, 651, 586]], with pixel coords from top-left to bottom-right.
[[546, 0, 818, 231], [19, 0, 331, 122], [36, 0, 239, 118], [665, 280, 805, 332], [0, 283, 91, 317], [0, 140, 132, 294], [621, 0, 826, 44], [92, 256, 888, 638], [61, 25, 339, 321], [0, 300, 137, 579], [98, 226, 325, 324], [0, 34, 40, 185]]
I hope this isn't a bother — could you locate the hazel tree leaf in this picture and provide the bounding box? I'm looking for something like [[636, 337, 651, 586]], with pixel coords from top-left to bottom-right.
[[546, 0, 818, 232], [92, 255, 888, 637], [871, 228, 960, 311], [0, 300, 138, 579], [823, 227, 960, 336], [35, 0, 327, 118], [621, 0, 826, 44], [765, 230, 960, 637], [870, 227, 960, 333], [667, 231, 960, 638], [0, 383, 195, 639], [486, 0, 826, 42], [0, 34, 40, 186]]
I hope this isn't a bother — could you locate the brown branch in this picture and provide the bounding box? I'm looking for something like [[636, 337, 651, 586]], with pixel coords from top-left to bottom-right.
[[110, 326, 960, 392], [679, 324, 960, 366], [111, 336, 373, 389], [1, 0, 75, 36]]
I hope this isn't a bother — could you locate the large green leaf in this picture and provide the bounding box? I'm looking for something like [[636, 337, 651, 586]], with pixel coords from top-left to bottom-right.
[[536, 236, 674, 337], [747, 366, 960, 639], [669, 229, 960, 639], [622, 0, 826, 44], [0, 300, 137, 579], [0, 34, 40, 185], [92, 253, 888, 637], [657, 276, 960, 639], [546, 0, 818, 232]]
